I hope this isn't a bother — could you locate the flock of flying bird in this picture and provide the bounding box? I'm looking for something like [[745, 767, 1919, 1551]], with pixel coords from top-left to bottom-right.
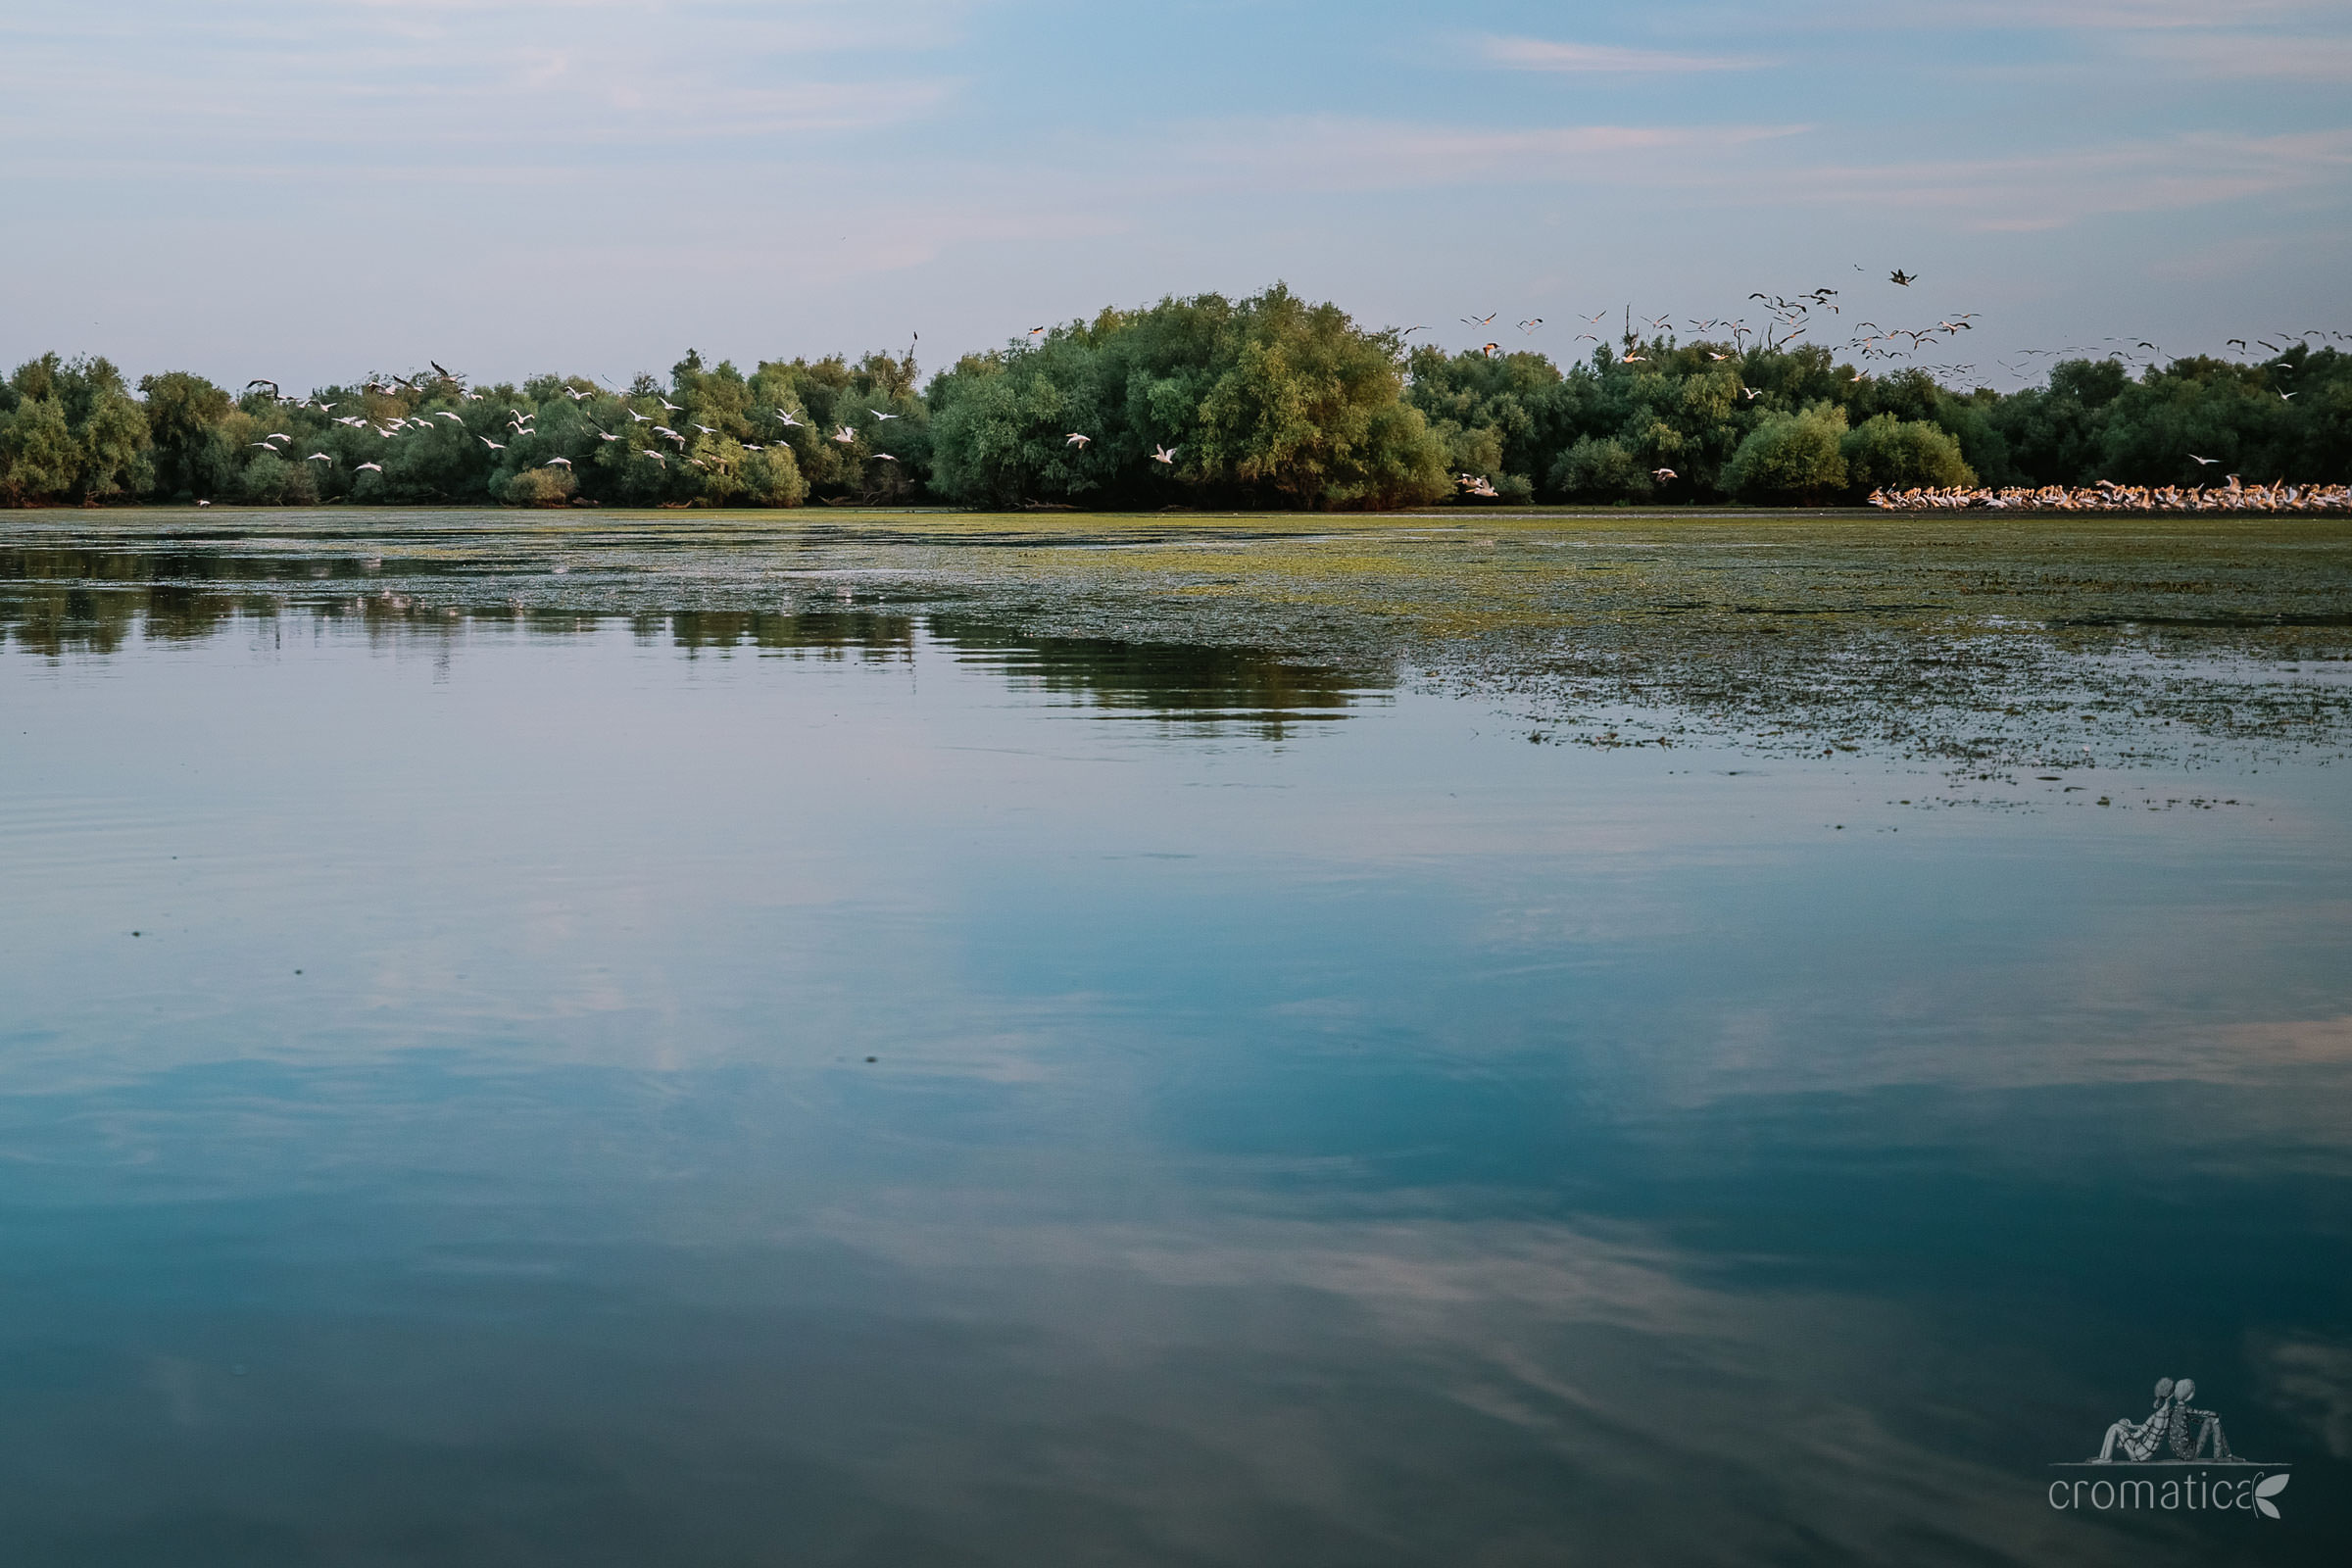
[[1401, 267, 2344, 499], [238, 364, 940, 479], [232, 270, 2342, 503], [240, 359, 1180, 484]]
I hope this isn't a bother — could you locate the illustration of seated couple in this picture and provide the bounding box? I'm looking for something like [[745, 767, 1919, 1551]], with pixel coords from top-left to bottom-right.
[[2096, 1378, 2238, 1463]]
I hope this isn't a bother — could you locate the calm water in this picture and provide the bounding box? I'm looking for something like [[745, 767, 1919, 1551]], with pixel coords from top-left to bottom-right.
[[3, 517, 2348, 1565]]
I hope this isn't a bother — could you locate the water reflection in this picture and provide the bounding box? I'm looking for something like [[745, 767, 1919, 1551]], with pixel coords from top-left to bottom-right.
[[0, 576, 1381, 740], [1, 521, 2348, 1564]]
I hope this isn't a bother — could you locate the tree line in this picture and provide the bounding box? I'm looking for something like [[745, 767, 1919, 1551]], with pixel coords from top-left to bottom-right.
[[3, 284, 2344, 511]]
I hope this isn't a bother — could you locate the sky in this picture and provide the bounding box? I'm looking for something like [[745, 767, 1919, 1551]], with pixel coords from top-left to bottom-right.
[[2, 0, 2347, 393]]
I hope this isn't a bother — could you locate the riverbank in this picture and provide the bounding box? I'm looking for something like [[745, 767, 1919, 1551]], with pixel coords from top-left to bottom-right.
[[7, 508, 2348, 777]]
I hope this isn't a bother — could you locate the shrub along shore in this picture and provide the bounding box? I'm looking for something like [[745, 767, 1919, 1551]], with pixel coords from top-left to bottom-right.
[[3, 285, 2345, 512]]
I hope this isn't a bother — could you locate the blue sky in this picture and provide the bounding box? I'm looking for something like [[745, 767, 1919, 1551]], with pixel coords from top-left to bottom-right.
[[3, 0, 2347, 392]]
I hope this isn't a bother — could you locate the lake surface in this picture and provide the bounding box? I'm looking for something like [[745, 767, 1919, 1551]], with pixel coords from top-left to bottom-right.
[[3, 511, 2349, 1565]]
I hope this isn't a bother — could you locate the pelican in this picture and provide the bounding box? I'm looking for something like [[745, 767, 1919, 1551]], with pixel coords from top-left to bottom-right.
[[594, 426, 620, 442], [1518, 318, 1544, 332], [659, 398, 682, 413], [250, 442, 276, 450], [1152, 445, 1178, 465], [480, 437, 506, 450], [356, 462, 383, 473], [2189, 454, 2219, 466], [306, 452, 333, 465], [1461, 312, 1496, 326], [543, 457, 572, 468], [869, 410, 901, 420], [628, 409, 653, 423], [873, 453, 898, 462], [1651, 467, 1677, 480], [692, 423, 716, 435], [1065, 432, 1092, 448], [436, 412, 462, 422], [775, 411, 803, 428], [832, 425, 857, 444], [266, 433, 289, 443]]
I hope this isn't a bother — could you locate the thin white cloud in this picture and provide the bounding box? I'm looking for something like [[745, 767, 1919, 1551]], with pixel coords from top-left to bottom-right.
[[1834, 0, 2328, 29], [1479, 36, 1769, 73], [1187, 117, 1810, 194], [2125, 31, 2352, 79], [1772, 129, 2352, 231]]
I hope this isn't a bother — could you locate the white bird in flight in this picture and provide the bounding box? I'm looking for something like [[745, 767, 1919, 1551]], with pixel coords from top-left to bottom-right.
[[480, 437, 506, 450], [306, 452, 332, 463], [832, 425, 857, 444], [356, 462, 382, 473], [869, 410, 901, 421], [543, 457, 572, 467], [1065, 432, 1092, 448], [1152, 445, 1178, 465]]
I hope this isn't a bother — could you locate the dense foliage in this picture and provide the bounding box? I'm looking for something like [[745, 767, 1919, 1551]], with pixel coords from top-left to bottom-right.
[[3, 286, 2345, 509]]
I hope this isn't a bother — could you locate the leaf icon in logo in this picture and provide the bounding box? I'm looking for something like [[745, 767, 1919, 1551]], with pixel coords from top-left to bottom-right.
[[2255, 1472, 2290, 1519]]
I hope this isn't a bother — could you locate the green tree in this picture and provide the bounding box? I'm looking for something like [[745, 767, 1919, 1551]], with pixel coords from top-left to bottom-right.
[[1840, 413, 1977, 493], [1192, 285, 1447, 509], [1722, 403, 1850, 503]]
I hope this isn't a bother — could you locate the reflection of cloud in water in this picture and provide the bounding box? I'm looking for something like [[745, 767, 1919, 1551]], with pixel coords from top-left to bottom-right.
[[2261, 1337, 2352, 1459], [803, 1204, 2115, 1564]]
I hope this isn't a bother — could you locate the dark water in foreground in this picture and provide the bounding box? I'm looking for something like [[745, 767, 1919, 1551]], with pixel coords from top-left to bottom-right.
[[3, 516, 2348, 1565]]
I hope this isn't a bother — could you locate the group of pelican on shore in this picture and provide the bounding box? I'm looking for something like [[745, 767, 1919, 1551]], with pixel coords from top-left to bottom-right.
[[1868, 479, 2351, 514]]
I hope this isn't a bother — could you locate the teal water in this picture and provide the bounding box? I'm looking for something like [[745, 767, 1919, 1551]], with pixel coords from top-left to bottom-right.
[[2, 518, 2348, 1565]]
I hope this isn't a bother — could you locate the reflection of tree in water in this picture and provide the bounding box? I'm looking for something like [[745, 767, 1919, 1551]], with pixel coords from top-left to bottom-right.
[[652, 610, 1380, 738], [927, 616, 1382, 739], [656, 609, 918, 660], [0, 560, 1381, 739]]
